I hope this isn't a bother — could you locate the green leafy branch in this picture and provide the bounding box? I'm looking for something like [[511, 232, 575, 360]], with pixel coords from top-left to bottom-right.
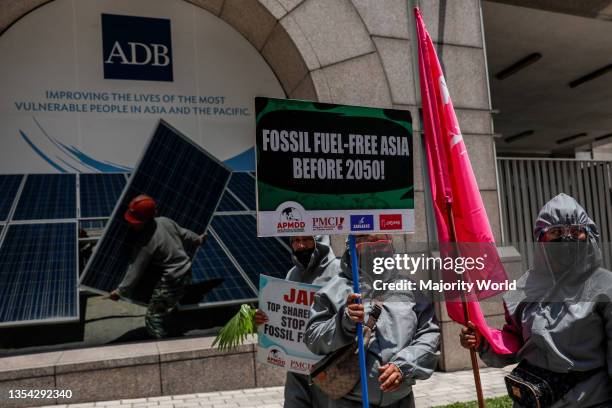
[[212, 304, 257, 351]]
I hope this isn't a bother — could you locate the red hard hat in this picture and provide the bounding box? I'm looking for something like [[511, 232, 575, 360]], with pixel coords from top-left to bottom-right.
[[124, 194, 157, 225]]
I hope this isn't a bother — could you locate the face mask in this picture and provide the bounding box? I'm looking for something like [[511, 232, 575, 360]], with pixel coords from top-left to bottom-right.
[[295, 248, 315, 268], [542, 238, 587, 277]]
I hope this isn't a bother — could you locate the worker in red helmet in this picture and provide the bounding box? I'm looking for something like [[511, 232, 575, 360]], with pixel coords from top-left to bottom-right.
[[108, 194, 207, 339]]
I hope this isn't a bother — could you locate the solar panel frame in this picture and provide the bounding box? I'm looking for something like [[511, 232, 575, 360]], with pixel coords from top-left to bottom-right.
[[0, 175, 24, 222], [0, 221, 79, 328], [0, 172, 127, 326], [79, 120, 232, 305]]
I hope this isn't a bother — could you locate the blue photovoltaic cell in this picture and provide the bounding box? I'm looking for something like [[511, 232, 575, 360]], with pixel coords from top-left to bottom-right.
[[210, 215, 292, 285], [227, 172, 256, 210], [189, 234, 256, 304], [216, 190, 248, 212], [13, 174, 76, 220], [79, 173, 127, 218], [0, 223, 78, 325], [81, 121, 231, 304], [0, 175, 23, 221]]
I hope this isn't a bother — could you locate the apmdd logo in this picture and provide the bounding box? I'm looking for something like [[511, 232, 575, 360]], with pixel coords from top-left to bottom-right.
[[350, 215, 373, 231], [102, 14, 173, 81], [380, 214, 402, 230], [267, 348, 286, 368], [277, 206, 306, 233]]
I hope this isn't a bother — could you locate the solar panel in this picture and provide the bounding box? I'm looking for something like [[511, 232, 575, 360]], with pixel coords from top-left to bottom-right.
[[216, 191, 249, 212], [227, 172, 256, 210], [0, 223, 78, 326], [0, 175, 23, 221], [79, 173, 127, 218], [184, 234, 256, 306], [80, 121, 231, 304], [13, 174, 76, 220], [210, 215, 292, 285]]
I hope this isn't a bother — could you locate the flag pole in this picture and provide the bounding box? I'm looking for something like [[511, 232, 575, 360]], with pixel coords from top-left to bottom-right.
[[446, 202, 486, 408], [413, 5, 486, 406], [348, 234, 370, 408]]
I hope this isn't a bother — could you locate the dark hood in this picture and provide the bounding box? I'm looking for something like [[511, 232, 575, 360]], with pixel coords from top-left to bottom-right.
[[290, 235, 336, 283], [533, 193, 599, 241]]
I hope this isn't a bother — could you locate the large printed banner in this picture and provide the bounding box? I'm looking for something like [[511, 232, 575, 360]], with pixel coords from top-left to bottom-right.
[[257, 275, 322, 374], [255, 97, 414, 236], [0, 0, 284, 173]]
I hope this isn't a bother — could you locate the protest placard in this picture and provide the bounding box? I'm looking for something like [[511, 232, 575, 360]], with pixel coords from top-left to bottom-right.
[[255, 97, 414, 236], [256, 275, 323, 374]]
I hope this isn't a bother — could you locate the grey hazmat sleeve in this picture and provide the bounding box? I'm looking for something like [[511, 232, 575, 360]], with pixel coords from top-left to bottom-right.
[[117, 245, 153, 296], [305, 277, 355, 355], [390, 301, 441, 382]]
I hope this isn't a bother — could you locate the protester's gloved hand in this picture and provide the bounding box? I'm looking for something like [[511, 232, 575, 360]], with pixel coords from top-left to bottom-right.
[[345, 293, 365, 324], [378, 363, 403, 392], [460, 321, 482, 350], [254, 309, 269, 326]]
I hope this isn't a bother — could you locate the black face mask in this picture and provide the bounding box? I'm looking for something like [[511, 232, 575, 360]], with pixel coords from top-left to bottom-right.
[[543, 236, 587, 277], [295, 248, 315, 268]]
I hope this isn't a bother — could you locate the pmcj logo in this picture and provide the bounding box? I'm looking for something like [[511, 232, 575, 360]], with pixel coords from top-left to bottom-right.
[[350, 215, 373, 231], [102, 14, 173, 82]]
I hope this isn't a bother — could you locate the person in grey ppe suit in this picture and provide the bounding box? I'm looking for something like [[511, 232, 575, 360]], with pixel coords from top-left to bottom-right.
[[461, 193, 612, 407], [305, 234, 440, 408], [254, 235, 342, 408]]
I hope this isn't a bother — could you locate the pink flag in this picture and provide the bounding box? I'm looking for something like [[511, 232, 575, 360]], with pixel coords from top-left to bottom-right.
[[414, 7, 519, 355]]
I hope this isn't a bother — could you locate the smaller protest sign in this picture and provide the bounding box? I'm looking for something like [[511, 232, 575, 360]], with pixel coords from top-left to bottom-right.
[[256, 275, 323, 374]]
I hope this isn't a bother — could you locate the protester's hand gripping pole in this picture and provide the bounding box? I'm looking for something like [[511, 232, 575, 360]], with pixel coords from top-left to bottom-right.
[[348, 234, 370, 408]]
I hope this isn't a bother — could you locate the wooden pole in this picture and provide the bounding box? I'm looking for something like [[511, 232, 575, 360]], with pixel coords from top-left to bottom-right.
[[446, 202, 486, 408]]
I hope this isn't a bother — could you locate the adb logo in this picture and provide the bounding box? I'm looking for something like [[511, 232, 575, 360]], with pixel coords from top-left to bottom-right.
[[350, 215, 374, 231], [101, 14, 173, 82]]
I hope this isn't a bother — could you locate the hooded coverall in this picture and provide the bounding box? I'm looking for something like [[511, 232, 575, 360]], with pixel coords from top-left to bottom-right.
[[479, 193, 612, 407], [305, 246, 440, 407], [284, 236, 342, 408]]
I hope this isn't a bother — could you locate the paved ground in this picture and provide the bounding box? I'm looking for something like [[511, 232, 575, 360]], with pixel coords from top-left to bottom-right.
[[40, 366, 512, 408]]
